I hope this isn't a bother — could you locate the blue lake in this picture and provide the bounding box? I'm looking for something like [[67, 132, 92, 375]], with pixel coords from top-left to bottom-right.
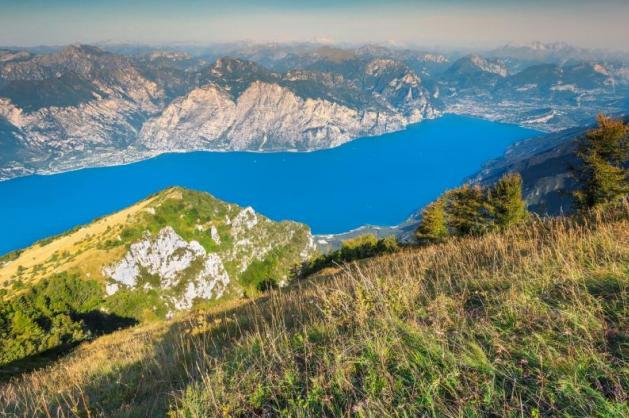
[[0, 115, 539, 256]]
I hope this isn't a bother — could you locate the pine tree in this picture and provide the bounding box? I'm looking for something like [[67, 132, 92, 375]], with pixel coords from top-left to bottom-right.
[[444, 185, 489, 236], [415, 173, 527, 243], [585, 114, 629, 165], [415, 198, 448, 242], [488, 173, 528, 229], [574, 115, 629, 209]]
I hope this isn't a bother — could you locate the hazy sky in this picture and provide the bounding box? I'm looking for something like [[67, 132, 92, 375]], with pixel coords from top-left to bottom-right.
[[1, 0, 628, 50]]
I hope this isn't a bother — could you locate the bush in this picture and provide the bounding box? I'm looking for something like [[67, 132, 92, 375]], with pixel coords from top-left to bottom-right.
[[0, 273, 104, 366], [301, 234, 400, 276], [415, 198, 448, 242]]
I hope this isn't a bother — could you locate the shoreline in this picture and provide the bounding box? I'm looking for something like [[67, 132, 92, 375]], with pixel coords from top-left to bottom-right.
[[0, 114, 544, 257], [0, 112, 551, 183]]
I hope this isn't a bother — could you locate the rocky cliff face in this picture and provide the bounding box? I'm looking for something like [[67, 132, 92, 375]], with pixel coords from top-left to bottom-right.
[[0, 45, 168, 179], [103, 226, 232, 311], [99, 189, 316, 315], [138, 80, 415, 151]]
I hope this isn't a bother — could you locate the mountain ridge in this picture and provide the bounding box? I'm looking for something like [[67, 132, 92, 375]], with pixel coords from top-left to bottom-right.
[[0, 186, 315, 319]]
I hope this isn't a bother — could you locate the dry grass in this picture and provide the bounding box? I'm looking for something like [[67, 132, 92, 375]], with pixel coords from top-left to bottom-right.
[[0, 191, 165, 291], [1, 206, 627, 417]]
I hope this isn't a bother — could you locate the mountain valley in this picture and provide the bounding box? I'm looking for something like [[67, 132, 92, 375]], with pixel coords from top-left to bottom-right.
[[1, 42, 629, 180]]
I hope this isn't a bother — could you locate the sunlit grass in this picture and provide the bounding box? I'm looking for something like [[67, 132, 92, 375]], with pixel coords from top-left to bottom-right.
[[1, 204, 627, 417]]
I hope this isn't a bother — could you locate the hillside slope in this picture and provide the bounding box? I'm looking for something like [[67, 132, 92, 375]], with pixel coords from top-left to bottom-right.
[[0, 187, 314, 314], [1, 204, 627, 416]]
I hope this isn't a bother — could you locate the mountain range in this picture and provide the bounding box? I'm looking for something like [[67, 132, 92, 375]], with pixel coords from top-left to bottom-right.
[[1, 42, 629, 180]]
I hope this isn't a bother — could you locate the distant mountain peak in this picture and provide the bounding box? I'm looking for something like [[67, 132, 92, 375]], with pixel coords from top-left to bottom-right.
[[365, 58, 402, 75], [211, 56, 268, 75], [146, 50, 192, 61], [60, 44, 109, 58], [451, 54, 508, 77], [420, 53, 448, 64], [504, 41, 573, 52], [0, 49, 33, 63]]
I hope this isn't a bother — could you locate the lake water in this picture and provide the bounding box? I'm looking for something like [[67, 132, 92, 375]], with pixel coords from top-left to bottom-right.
[[0, 115, 539, 256]]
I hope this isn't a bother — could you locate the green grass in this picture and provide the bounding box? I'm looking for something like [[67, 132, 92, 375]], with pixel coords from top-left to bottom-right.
[[105, 287, 169, 322], [1, 205, 627, 417], [173, 207, 629, 417]]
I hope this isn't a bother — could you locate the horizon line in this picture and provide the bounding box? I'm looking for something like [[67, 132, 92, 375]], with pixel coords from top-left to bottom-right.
[[2, 40, 629, 55]]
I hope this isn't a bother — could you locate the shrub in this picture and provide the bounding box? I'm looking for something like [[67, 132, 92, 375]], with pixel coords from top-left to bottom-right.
[[0, 273, 105, 366], [301, 234, 400, 276], [415, 198, 448, 242]]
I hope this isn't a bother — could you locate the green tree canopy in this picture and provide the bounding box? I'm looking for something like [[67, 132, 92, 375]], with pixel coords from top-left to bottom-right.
[[488, 172, 528, 229], [444, 185, 490, 236], [416, 172, 528, 241], [574, 115, 629, 209], [415, 198, 448, 242]]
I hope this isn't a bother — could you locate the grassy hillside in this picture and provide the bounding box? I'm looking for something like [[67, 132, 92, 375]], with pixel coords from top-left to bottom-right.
[[0, 187, 311, 295], [0, 187, 313, 369], [1, 203, 627, 417]]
